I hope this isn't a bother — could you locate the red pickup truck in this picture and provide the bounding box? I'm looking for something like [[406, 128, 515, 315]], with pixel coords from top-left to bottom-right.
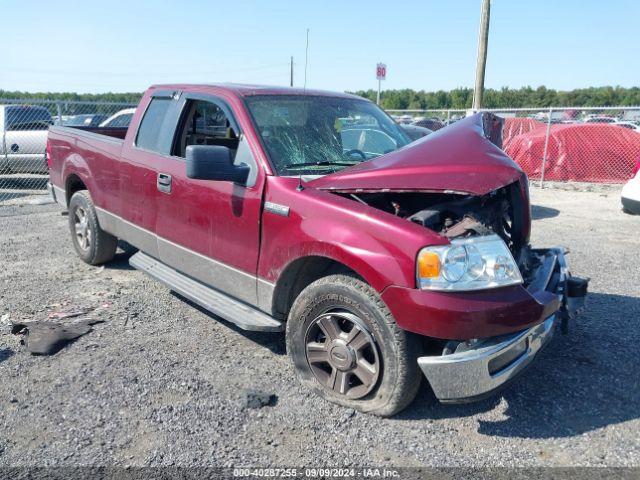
[[46, 84, 587, 416]]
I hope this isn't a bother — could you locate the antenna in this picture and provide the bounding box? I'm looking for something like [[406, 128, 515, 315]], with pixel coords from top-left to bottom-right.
[[297, 174, 305, 191], [304, 28, 310, 90]]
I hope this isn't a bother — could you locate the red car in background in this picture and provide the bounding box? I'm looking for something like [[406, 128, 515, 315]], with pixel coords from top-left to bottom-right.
[[505, 122, 640, 183]]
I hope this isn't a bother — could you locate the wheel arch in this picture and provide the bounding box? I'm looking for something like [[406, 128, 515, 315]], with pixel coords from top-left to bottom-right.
[[64, 173, 88, 206], [271, 254, 372, 319]]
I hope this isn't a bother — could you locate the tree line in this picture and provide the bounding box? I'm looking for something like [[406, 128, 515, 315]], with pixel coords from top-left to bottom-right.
[[354, 86, 640, 110], [1, 85, 639, 109]]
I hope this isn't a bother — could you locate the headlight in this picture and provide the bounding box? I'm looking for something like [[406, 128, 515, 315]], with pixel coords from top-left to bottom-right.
[[417, 234, 522, 291]]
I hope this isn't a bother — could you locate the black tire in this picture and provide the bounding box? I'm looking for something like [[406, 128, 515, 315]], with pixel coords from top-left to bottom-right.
[[68, 190, 118, 265], [286, 274, 422, 417]]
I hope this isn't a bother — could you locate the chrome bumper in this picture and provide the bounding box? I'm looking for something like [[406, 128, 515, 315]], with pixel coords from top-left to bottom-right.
[[419, 314, 556, 402], [418, 247, 587, 403], [46, 182, 56, 202], [47, 182, 66, 207]]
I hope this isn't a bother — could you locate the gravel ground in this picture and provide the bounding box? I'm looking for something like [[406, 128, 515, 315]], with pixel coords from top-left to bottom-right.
[[0, 186, 638, 468]]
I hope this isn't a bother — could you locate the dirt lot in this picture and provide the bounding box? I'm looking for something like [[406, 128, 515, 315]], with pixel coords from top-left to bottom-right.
[[0, 186, 638, 467]]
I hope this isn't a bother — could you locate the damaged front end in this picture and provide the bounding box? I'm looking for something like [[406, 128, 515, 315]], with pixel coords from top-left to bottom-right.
[[339, 183, 589, 403], [310, 113, 589, 403], [334, 175, 538, 285]]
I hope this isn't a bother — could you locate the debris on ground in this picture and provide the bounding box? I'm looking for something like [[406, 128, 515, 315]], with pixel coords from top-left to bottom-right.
[[0, 313, 11, 334], [243, 389, 278, 409], [10, 319, 103, 355], [47, 306, 95, 320]]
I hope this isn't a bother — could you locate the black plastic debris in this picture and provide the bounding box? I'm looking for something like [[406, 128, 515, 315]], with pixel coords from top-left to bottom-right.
[[10, 320, 103, 355], [243, 390, 278, 409]]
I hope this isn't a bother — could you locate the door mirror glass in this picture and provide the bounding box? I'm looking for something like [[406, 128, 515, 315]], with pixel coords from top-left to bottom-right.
[[186, 145, 249, 184]]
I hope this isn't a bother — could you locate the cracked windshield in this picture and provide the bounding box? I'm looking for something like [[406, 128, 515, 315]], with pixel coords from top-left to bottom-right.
[[245, 95, 411, 175]]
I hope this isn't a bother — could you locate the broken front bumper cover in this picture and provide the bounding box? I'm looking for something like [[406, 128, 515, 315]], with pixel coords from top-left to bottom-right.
[[418, 247, 588, 403]]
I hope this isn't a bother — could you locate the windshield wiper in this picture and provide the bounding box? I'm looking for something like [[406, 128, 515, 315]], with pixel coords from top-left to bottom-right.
[[284, 160, 360, 171]]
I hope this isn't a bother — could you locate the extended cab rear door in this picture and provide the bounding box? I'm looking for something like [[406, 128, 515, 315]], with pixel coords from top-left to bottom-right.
[[118, 91, 180, 258]]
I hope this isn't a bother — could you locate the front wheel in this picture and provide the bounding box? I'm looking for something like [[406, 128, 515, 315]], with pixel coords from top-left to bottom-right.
[[286, 274, 422, 417], [68, 190, 118, 265]]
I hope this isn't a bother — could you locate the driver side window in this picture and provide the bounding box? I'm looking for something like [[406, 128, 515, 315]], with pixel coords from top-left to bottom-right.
[[173, 100, 239, 158]]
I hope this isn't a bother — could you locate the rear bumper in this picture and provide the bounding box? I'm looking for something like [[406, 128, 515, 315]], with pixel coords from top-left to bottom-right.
[[47, 182, 66, 207], [416, 247, 588, 403]]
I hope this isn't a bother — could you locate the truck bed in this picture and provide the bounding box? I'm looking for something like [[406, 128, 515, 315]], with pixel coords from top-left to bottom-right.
[[47, 125, 128, 209], [56, 125, 129, 140]]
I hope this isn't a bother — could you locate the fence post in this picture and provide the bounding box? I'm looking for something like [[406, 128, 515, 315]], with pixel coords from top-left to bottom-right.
[[56, 101, 63, 124], [539, 107, 553, 188]]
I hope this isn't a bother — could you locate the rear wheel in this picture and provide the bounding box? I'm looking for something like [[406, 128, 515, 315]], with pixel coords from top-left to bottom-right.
[[286, 274, 422, 417], [68, 190, 117, 265]]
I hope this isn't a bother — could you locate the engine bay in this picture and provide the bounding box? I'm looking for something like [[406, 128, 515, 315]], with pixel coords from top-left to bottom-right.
[[335, 181, 539, 284]]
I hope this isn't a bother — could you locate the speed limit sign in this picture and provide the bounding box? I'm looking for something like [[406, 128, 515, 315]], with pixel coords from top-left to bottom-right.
[[376, 63, 387, 80]]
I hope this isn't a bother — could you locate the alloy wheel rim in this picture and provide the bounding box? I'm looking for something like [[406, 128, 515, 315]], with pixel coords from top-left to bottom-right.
[[304, 310, 380, 399], [74, 207, 91, 251]]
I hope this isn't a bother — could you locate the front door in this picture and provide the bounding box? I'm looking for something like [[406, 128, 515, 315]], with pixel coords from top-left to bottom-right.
[[153, 95, 264, 306]]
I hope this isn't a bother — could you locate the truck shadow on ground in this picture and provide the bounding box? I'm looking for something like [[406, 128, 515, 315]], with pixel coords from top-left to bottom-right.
[[531, 204, 560, 220], [172, 293, 287, 355], [400, 291, 640, 439], [106, 242, 138, 271]]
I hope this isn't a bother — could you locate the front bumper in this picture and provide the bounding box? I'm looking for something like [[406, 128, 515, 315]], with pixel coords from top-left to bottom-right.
[[417, 247, 588, 403]]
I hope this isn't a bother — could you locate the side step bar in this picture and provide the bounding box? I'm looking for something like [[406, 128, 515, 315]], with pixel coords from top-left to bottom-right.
[[129, 251, 284, 332]]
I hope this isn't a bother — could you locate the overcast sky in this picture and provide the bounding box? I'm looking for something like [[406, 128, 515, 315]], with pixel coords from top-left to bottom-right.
[[3, 0, 639, 93]]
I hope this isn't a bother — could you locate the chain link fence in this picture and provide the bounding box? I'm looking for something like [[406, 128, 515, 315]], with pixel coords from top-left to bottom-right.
[[0, 99, 136, 205], [1, 100, 639, 205], [388, 106, 640, 187]]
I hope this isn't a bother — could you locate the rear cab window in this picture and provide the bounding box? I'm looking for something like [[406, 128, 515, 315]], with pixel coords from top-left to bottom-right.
[[135, 97, 174, 153]]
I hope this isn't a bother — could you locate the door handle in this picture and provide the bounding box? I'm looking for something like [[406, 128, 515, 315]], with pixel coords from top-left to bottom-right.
[[157, 173, 172, 193]]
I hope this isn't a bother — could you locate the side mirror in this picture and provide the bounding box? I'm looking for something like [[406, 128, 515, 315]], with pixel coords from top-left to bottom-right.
[[186, 145, 250, 184]]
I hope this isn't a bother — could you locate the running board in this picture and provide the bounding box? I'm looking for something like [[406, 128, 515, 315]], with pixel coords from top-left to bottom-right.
[[129, 251, 284, 332]]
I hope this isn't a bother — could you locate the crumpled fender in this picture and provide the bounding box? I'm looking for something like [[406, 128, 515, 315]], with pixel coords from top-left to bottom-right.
[[258, 177, 446, 292]]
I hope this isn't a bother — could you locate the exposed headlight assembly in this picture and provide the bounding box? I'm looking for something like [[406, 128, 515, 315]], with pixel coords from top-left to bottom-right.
[[417, 234, 522, 291]]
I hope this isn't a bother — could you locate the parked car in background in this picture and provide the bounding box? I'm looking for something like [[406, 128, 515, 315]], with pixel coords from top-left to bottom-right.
[[584, 116, 617, 123], [395, 114, 414, 124], [621, 158, 640, 214], [505, 123, 640, 183], [99, 108, 136, 128], [614, 121, 640, 132], [46, 84, 587, 416], [62, 114, 108, 128], [413, 117, 445, 131], [0, 105, 52, 173], [400, 123, 432, 141]]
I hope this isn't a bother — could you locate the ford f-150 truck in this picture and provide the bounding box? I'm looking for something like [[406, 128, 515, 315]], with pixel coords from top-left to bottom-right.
[[46, 84, 588, 416]]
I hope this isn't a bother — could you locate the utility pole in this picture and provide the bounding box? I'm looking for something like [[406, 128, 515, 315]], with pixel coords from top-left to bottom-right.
[[472, 0, 491, 111], [290, 56, 294, 87]]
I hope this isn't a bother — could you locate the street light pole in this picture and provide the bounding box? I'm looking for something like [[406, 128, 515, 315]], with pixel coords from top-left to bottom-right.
[[472, 0, 491, 111]]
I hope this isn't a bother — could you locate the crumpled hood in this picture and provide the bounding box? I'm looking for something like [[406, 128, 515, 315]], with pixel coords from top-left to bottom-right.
[[308, 113, 523, 196]]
